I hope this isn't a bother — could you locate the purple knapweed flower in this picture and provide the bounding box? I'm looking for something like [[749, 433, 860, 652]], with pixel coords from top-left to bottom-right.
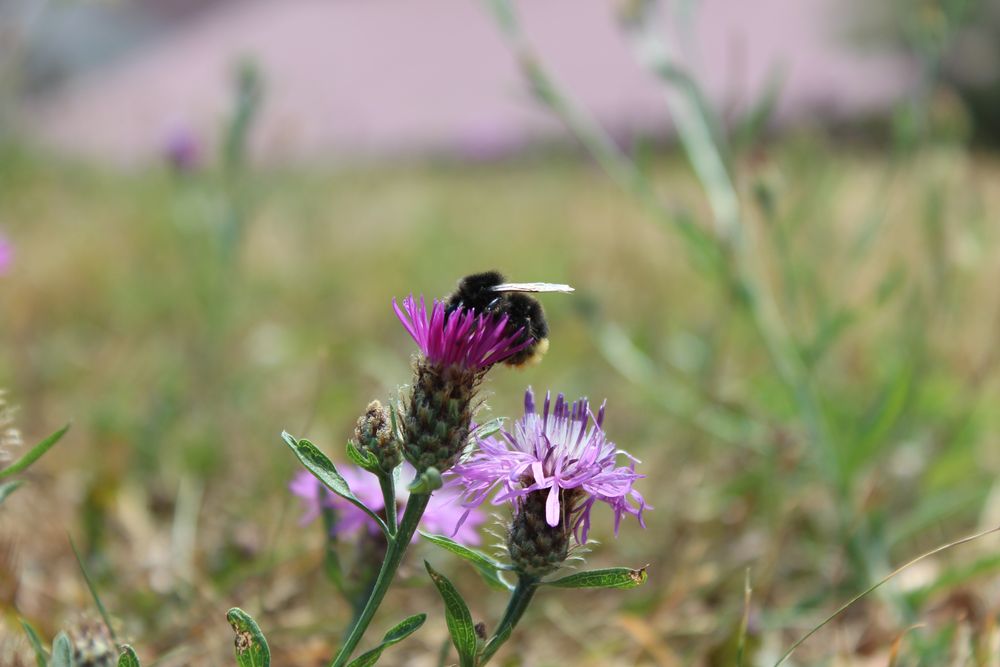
[[452, 387, 647, 545], [394, 294, 532, 473], [393, 295, 529, 371], [0, 235, 12, 275], [290, 462, 486, 546]]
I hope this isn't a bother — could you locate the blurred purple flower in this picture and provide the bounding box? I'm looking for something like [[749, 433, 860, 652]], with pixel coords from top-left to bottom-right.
[[290, 462, 486, 545], [0, 235, 12, 275], [452, 387, 647, 544], [393, 295, 529, 371], [163, 125, 200, 172]]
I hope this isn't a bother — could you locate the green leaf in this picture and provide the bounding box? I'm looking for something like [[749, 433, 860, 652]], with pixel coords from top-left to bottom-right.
[[419, 532, 514, 592], [346, 613, 427, 667], [424, 561, 477, 667], [226, 608, 271, 667], [280, 431, 388, 537], [118, 645, 141, 667], [50, 632, 74, 667], [346, 440, 379, 472], [0, 479, 24, 505], [19, 619, 48, 667], [544, 567, 647, 590], [0, 424, 70, 480]]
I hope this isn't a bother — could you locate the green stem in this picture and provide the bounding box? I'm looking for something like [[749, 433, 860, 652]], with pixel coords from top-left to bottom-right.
[[478, 576, 539, 665], [379, 474, 398, 535], [330, 492, 430, 667]]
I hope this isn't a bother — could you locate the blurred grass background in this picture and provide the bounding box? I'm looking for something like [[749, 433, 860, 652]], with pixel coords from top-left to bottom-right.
[[5, 0, 1000, 665], [5, 136, 1000, 665]]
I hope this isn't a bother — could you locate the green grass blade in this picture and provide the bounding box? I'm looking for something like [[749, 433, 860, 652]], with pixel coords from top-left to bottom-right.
[[19, 619, 48, 667], [0, 424, 70, 480], [70, 535, 117, 643]]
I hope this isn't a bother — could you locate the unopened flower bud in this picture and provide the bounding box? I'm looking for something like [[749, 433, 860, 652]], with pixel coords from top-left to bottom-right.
[[353, 400, 401, 474]]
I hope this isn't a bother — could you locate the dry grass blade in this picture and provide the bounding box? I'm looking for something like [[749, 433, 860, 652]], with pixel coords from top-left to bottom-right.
[[775, 524, 1000, 666], [887, 624, 924, 667]]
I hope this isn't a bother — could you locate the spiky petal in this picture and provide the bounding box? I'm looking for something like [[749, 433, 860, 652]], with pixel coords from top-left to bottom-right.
[[393, 295, 530, 371]]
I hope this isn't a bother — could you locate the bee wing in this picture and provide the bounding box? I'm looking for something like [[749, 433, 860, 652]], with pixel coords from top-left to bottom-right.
[[490, 282, 575, 293]]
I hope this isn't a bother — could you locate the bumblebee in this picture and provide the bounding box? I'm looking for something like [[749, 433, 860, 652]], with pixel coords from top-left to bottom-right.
[[446, 271, 574, 367]]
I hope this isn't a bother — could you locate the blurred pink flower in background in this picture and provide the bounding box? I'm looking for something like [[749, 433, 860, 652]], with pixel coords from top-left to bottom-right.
[[0, 235, 13, 274], [163, 123, 201, 172], [291, 462, 487, 546]]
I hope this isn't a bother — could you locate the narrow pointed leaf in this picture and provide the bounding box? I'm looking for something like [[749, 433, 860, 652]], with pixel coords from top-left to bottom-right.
[[118, 646, 141, 667], [70, 536, 117, 642], [545, 567, 647, 590], [0, 424, 69, 479], [346, 613, 427, 667], [226, 608, 270, 667], [281, 431, 388, 537], [425, 561, 477, 667], [19, 619, 48, 667], [50, 632, 74, 667], [419, 531, 514, 592], [0, 479, 24, 505]]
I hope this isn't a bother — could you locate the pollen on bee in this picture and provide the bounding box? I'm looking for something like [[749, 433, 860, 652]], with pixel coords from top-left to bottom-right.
[[509, 337, 549, 368]]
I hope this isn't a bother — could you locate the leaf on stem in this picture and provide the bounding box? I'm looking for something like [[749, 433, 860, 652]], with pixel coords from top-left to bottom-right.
[[346, 440, 379, 472], [544, 567, 647, 590], [0, 424, 69, 480], [346, 613, 427, 667], [419, 532, 514, 592], [281, 431, 388, 537], [407, 467, 442, 494], [226, 608, 271, 667], [118, 645, 142, 667], [50, 632, 73, 667], [425, 561, 478, 667]]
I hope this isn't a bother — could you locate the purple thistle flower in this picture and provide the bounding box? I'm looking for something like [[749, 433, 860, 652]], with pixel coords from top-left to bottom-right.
[[0, 235, 12, 275], [393, 295, 530, 371], [452, 387, 647, 545], [290, 462, 486, 546]]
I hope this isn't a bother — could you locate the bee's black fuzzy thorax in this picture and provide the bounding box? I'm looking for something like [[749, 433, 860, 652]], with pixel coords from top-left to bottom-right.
[[446, 271, 551, 368], [445, 271, 506, 314]]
